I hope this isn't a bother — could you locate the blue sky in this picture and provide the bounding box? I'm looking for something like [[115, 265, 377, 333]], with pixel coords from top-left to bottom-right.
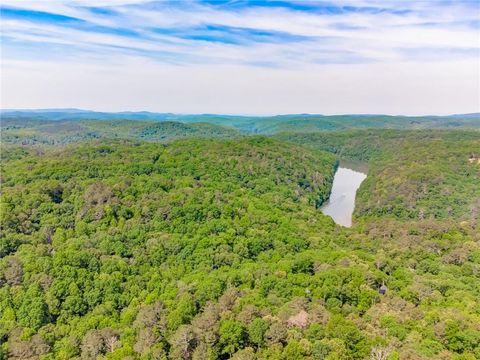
[[1, 0, 479, 114]]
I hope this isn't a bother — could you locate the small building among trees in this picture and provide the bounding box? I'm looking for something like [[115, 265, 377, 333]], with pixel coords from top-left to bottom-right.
[[379, 284, 388, 295]]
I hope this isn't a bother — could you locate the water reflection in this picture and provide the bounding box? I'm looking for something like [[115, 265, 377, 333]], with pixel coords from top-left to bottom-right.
[[321, 163, 367, 227]]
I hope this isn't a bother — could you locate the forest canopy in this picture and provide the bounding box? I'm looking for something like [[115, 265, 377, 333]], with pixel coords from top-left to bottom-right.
[[1, 126, 479, 359]]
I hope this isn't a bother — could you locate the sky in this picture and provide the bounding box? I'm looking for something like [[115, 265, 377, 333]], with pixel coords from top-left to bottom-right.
[[1, 0, 479, 115]]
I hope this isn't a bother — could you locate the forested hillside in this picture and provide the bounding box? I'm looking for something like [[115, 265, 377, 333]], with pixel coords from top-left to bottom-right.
[[1, 119, 240, 145], [2, 0, 480, 358], [2, 112, 480, 141], [355, 136, 480, 221], [233, 115, 480, 134], [277, 130, 480, 221], [1, 135, 479, 359]]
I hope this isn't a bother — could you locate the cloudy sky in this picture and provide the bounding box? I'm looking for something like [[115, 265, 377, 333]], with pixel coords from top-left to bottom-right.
[[1, 0, 479, 115]]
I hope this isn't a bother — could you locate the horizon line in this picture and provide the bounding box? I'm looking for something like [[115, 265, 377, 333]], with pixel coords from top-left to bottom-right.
[[2, 108, 479, 118]]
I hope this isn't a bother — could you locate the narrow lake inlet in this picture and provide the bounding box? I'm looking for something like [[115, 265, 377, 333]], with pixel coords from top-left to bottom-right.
[[321, 163, 367, 227]]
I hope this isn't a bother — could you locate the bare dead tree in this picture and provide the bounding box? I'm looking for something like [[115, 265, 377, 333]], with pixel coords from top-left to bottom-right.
[[370, 345, 393, 360]]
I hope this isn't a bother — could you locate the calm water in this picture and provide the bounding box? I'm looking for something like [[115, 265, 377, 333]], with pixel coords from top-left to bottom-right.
[[321, 162, 367, 227]]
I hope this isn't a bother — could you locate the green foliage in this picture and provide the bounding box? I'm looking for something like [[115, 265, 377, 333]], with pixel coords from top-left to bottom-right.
[[1, 131, 479, 359], [218, 320, 247, 355], [1, 118, 241, 145], [277, 129, 480, 221], [248, 318, 268, 347], [3, 112, 480, 138], [16, 284, 49, 331]]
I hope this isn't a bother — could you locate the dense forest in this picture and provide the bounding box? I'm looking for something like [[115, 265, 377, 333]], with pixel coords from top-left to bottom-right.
[[276, 130, 480, 220], [2, 111, 480, 143], [1, 118, 480, 359], [1, 119, 240, 145]]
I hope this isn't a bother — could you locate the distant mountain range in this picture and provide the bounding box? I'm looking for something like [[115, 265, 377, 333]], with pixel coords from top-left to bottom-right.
[[1, 109, 479, 136], [2, 109, 479, 121]]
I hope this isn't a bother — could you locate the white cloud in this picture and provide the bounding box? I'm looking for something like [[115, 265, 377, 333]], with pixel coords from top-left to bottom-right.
[[2, 57, 479, 115], [1, 0, 479, 113]]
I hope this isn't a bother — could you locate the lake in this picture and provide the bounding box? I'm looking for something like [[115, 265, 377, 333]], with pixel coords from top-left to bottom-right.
[[321, 160, 367, 227]]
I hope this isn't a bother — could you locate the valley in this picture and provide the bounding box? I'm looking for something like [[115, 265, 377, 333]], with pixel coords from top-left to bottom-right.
[[2, 1, 479, 358], [1, 114, 479, 359]]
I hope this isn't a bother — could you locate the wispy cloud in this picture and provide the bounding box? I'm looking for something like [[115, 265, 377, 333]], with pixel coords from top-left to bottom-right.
[[1, 0, 479, 114], [1, 0, 479, 66]]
